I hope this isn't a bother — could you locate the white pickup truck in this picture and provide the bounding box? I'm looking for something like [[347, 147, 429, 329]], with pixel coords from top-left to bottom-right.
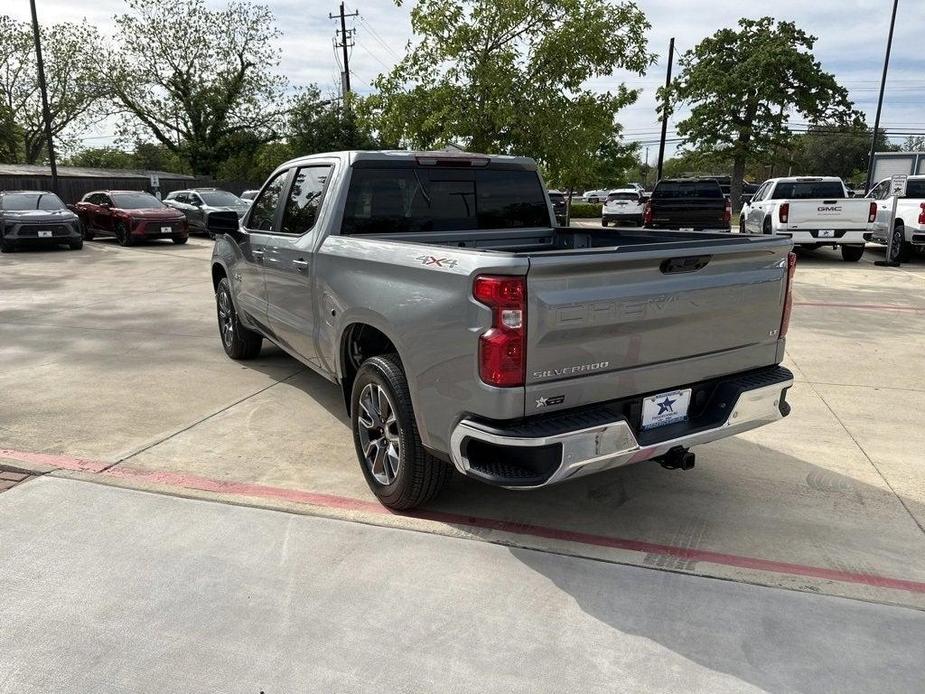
[[740, 176, 875, 262], [866, 175, 925, 262]]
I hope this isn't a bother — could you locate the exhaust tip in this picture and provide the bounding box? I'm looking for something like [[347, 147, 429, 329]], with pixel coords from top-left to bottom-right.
[[658, 446, 695, 471]]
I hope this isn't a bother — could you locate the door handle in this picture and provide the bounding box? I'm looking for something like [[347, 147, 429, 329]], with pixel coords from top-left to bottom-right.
[[292, 258, 309, 270], [252, 249, 264, 262]]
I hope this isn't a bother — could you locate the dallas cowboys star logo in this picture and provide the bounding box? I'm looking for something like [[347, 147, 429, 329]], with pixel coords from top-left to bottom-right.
[[656, 397, 676, 415]]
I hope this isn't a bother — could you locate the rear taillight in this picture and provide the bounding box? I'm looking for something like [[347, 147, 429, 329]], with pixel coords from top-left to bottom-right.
[[870, 201, 879, 224], [473, 275, 526, 387], [723, 198, 732, 224], [918, 203, 925, 226], [643, 201, 653, 226], [779, 252, 797, 338], [778, 202, 790, 225]]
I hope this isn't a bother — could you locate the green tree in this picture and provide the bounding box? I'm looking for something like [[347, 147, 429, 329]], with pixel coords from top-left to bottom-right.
[[0, 15, 104, 164], [291, 87, 392, 155], [668, 17, 857, 209], [900, 136, 925, 152], [108, 0, 290, 176], [791, 124, 895, 182], [63, 142, 190, 173], [363, 0, 653, 193]]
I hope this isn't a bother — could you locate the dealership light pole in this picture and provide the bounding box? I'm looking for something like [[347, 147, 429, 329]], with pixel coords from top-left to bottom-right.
[[864, 0, 899, 193], [655, 37, 675, 183], [29, 0, 58, 194]]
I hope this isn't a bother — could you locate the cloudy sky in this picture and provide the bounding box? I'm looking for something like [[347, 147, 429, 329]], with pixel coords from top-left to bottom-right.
[[9, 0, 925, 157]]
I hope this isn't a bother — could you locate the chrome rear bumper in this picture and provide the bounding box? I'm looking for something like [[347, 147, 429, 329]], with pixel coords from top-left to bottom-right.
[[450, 371, 793, 489]]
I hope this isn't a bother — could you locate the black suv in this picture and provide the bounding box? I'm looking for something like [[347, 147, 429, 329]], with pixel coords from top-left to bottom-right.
[[0, 190, 83, 252]]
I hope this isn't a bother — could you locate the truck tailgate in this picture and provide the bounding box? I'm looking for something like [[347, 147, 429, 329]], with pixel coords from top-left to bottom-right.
[[650, 199, 725, 228], [525, 240, 790, 409], [787, 198, 872, 229]]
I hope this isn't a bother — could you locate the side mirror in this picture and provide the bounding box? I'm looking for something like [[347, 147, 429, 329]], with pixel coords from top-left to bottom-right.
[[191, 199, 202, 207], [100, 202, 111, 209], [206, 209, 241, 238]]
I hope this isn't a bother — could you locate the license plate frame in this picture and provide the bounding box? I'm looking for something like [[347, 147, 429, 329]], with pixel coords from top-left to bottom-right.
[[37, 230, 53, 238], [161, 226, 173, 234], [818, 229, 835, 238], [641, 388, 692, 430], [679, 227, 694, 232]]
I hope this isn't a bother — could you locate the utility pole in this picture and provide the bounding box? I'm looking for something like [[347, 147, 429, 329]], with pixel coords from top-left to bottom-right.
[[865, 0, 899, 193], [655, 37, 675, 183], [329, 2, 358, 96], [29, 0, 58, 194]]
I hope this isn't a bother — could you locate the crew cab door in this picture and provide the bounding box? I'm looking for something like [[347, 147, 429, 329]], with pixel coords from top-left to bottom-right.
[[867, 180, 891, 234], [745, 182, 770, 233], [236, 169, 291, 332], [263, 164, 334, 368], [188, 192, 207, 231]]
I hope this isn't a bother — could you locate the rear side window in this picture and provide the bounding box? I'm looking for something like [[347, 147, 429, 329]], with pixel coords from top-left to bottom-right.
[[902, 180, 925, 198], [280, 166, 332, 235], [770, 182, 844, 199], [341, 168, 549, 234], [653, 181, 724, 199], [247, 171, 288, 231]]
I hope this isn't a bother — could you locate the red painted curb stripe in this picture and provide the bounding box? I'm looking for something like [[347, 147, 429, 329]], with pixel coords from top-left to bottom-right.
[[794, 301, 925, 313], [4, 448, 925, 595]]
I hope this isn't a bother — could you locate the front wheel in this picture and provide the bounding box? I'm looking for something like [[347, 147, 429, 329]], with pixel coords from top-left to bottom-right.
[[81, 221, 94, 241], [69, 238, 84, 250], [116, 222, 134, 246], [889, 223, 909, 263], [215, 277, 262, 359], [601, 219, 608, 227], [351, 354, 450, 510], [841, 245, 864, 262], [172, 236, 188, 245]]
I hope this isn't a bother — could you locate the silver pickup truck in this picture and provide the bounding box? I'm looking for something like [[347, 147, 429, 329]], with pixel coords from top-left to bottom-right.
[[209, 150, 796, 509]]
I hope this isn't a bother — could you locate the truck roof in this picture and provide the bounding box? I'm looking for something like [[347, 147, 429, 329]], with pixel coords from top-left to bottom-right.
[[280, 150, 538, 172], [766, 176, 845, 184]]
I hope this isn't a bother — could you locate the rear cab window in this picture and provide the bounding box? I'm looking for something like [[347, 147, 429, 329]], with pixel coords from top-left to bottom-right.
[[341, 167, 549, 234], [652, 181, 724, 199], [770, 181, 845, 199]]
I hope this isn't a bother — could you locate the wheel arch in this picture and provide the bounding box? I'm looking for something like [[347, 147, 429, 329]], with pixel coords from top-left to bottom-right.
[[338, 322, 403, 414]]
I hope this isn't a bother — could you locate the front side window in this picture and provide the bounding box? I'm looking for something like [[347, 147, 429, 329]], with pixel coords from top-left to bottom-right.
[[1, 192, 66, 211], [247, 171, 289, 232], [199, 191, 242, 206], [111, 192, 163, 209], [280, 166, 332, 235], [341, 167, 548, 234]]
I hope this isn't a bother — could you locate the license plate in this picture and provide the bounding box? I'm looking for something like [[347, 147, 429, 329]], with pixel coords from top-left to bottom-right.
[[38, 230, 52, 238], [818, 229, 834, 238], [641, 389, 691, 430], [680, 227, 694, 231], [161, 226, 172, 234]]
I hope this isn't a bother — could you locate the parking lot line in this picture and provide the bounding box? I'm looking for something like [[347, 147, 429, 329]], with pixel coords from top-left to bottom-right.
[[3, 446, 924, 596]]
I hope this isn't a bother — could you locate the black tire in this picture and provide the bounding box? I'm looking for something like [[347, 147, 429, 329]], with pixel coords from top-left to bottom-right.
[[81, 220, 94, 241], [0, 238, 14, 253], [172, 235, 188, 245], [69, 238, 84, 250], [601, 219, 608, 227], [351, 353, 450, 510], [739, 217, 746, 234], [840, 245, 864, 262], [889, 223, 909, 263], [215, 277, 262, 359], [762, 217, 772, 235], [116, 222, 134, 246]]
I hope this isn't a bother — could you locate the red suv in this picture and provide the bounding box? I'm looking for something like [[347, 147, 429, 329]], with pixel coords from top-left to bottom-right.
[[74, 190, 189, 246]]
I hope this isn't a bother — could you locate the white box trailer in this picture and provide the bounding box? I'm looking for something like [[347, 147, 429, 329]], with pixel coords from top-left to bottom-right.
[[872, 152, 925, 181]]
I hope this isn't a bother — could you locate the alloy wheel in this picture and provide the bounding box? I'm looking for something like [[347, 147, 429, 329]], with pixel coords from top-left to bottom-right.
[[217, 288, 235, 347], [890, 227, 904, 263], [356, 383, 401, 485]]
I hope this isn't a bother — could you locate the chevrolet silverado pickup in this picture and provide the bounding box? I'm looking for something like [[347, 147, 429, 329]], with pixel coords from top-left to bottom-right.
[[209, 150, 796, 509], [740, 176, 875, 262], [867, 175, 925, 262]]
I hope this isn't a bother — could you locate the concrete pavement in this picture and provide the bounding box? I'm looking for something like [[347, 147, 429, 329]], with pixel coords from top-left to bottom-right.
[[1, 476, 923, 694], [1, 235, 924, 609]]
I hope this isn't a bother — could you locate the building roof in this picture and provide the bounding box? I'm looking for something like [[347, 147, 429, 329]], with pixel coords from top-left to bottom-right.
[[0, 163, 196, 180]]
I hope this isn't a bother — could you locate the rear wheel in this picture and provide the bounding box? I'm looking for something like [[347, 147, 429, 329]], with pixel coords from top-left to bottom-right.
[[739, 217, 746, 234], [840, 245, 864, 262], [215, 277, 262, 359], [351, 353, 450, 510], [172, 236, 188, 245], [69, 238, 84, 250], [601, 219, 608, 227], [762, 217, 772, 235]]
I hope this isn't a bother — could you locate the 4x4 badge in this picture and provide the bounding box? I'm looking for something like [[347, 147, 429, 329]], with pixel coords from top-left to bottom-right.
[[536, 395, 565, 408], [416, 255, 458, 269]]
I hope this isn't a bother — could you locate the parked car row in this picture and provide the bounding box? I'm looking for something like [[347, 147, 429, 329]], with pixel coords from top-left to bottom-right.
[[0, 187, 252, 252]]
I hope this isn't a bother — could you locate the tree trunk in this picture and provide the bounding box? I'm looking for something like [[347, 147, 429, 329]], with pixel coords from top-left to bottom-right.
[[730, 156, 747, 214]]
